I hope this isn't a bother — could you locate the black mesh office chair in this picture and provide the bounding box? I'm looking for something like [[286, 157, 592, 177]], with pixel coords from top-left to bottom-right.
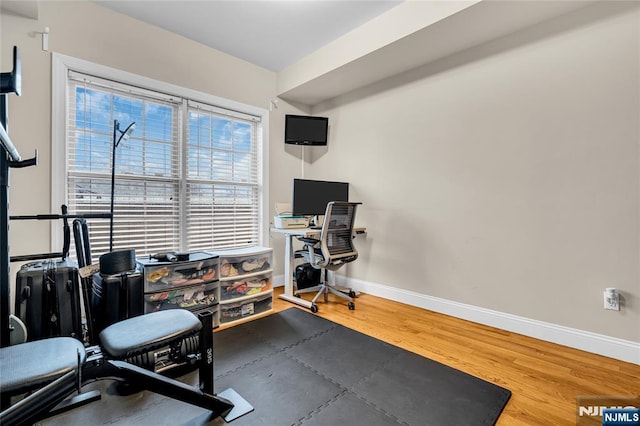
[[295, 201, 361, 312]]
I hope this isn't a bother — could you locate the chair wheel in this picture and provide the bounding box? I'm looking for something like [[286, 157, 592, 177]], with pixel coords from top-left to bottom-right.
[[348, 302, 355, 310], [294, 293, 301, 298], [310, 304, 319, 313], [348, 291, 356, 298]]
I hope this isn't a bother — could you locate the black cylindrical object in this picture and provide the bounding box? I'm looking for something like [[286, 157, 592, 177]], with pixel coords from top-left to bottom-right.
[[99, 249, 136, 275]]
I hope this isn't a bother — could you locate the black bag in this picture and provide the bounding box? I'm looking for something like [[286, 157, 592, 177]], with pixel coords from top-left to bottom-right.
[[295, 263, 321, 290], [92, 271, 144, 336], [15, 259, 83, 341]]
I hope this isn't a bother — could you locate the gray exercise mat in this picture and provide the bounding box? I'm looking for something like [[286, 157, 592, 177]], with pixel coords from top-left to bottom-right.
[[212, 308, 511, 426], [44, 308, 511, 425]]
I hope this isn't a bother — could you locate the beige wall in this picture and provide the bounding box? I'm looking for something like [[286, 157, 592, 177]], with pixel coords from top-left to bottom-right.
[[283, 3, 638, 342], [3, 2, 638, 347]]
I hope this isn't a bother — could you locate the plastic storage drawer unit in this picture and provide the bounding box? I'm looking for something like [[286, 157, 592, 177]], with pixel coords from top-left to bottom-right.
[[218, 250, 272, 279], [220, 273, 272, 301], [138, 252, 218, 292], [144, 281, 218, 313], [220, 293, 272, 324]]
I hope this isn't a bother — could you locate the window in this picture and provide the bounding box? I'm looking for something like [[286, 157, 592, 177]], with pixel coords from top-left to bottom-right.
[[53, 55, 268, 261], [186, 101, 261, 251]]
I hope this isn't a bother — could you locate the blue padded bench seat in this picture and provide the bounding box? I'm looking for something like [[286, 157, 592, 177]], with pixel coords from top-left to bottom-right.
[[0, 310, 200, 397], [99, 309, 202, 359], [0, 337, 86, 394]]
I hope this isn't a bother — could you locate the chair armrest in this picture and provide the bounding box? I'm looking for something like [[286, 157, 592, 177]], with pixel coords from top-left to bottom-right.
[[298, 237, 319, 245]]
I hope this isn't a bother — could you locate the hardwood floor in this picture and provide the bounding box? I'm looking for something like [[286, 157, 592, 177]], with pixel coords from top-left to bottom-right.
[[268, 287, 640, 425]]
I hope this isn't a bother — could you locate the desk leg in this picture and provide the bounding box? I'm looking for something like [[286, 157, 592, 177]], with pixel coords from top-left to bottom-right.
[[278, 234, 313, 310]]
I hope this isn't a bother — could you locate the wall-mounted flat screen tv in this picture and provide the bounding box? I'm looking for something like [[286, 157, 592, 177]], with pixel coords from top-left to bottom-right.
[[285, 114, 328, 146]]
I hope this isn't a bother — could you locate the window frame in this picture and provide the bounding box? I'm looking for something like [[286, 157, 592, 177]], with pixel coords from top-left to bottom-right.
[[51, 53, 270, 255]]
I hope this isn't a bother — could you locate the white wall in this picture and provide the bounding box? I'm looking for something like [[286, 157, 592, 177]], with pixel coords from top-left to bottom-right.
[[275, 2, 640, 344]]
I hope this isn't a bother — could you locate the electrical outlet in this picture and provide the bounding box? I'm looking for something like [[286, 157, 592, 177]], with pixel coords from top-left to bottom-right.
[[603, 288, 620, 311]]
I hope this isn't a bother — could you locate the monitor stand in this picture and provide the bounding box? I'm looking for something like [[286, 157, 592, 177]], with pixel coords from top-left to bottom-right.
[[309, 215, 323, 229]]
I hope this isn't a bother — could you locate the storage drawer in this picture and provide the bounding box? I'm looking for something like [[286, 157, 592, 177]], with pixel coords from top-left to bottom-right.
[[138, 252, 218, 292], [220, 292, 272, 324], [220, 273, 272, 301], [144, 282, 218, 313], [217, 248, 272, 278]]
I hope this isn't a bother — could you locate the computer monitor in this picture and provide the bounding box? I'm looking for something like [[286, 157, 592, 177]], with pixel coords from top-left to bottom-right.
[[292, 179, 349, 219]]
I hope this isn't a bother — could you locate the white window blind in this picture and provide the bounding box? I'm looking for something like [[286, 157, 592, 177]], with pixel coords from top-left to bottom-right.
[[66, 71, 262, 260], [186, 101, 260, 250]]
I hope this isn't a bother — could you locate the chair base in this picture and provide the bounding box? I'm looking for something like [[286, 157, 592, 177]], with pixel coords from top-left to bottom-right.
[[295, 282, 355, 311]]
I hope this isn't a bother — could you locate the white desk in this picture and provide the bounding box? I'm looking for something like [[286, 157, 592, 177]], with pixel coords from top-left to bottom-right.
[[270, 226, 366, 310]]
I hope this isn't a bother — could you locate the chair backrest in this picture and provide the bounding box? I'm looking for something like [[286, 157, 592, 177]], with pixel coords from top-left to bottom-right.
[[317, 201, 361, 270]]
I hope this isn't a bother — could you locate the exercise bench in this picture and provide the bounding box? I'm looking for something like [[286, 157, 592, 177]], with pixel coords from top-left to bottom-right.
[[0, 309, 252, 425]]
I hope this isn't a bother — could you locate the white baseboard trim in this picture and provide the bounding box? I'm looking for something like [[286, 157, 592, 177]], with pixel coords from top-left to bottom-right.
[[273, 274, 639, 365]]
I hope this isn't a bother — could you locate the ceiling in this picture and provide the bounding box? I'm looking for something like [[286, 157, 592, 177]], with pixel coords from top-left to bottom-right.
[[2, 0, 599, 106], [91, 0, 402, 72]]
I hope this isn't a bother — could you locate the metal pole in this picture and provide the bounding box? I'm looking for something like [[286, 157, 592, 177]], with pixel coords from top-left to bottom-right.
[[1, 95, 10, 347], [109, 120, 117, 252]]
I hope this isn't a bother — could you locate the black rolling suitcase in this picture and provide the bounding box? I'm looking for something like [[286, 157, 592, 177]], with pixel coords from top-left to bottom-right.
[[91, 249, 145, 337], [13, 205, 83, 342], [73, 220, 145, 341], [15, 259, 83, 341]]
